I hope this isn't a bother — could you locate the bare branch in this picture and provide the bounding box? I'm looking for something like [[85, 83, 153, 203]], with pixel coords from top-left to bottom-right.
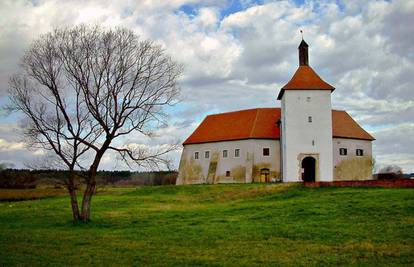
[[8, 25, 182, 222]]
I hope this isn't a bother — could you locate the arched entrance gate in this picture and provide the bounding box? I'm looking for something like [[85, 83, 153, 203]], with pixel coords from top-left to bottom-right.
[[301, 156, 316, 182]]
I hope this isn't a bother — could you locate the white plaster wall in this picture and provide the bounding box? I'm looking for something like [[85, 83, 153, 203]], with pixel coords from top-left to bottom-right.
[[176, 139, 281, 184], [333, 138, 373, 180], [250, 139, 281, 182], [252, 139, 280, 172], [281, 90, 333, 182], [333, 138, 372, 166]]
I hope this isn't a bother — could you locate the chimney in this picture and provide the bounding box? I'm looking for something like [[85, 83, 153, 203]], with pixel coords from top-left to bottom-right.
[[298, 39, 309, 66]]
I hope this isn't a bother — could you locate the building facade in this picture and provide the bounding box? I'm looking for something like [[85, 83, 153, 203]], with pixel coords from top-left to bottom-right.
[[177, 40, 374, 184]]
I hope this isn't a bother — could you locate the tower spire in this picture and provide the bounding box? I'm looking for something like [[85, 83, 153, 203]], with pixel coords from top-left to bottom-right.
[[298, 31, 308, 66]]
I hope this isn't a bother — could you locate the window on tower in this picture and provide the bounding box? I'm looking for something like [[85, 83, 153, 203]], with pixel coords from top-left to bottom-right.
[[356, 149, 364, 156], [308, 116, 312, 123], [263, 148, 270, 156], [339, 148, 347, 156]]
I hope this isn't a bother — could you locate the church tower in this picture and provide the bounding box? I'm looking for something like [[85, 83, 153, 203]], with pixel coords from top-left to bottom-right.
[[278, 39, 335, 182]]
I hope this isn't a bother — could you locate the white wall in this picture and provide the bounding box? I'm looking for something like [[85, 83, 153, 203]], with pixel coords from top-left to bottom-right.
[[176, 139, 281, 184], [333, 138, 372, 166], [333, 138, 373, 180], [281, 90, 333, 182], [176, 135, 373, 184]]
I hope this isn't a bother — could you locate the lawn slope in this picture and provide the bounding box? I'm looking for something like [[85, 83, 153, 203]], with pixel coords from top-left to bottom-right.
[[0, 184, 413, 266]]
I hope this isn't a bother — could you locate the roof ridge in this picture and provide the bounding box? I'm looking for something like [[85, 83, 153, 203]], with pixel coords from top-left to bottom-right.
[[249, 108, 260, 137], [207, 107, 277, 117], [207, 108, 259, 117]]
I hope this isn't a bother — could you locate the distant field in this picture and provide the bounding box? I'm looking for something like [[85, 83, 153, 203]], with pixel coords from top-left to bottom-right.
[[0, 188, 67, 202], [0, 184, 413, 266], [0, 187, 129, 202]]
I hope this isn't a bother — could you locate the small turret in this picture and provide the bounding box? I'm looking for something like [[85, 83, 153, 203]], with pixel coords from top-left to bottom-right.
[[298, 39, 309, 66]]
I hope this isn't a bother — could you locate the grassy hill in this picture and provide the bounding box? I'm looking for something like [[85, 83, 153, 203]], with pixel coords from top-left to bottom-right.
[[0, 184, 413, 266]]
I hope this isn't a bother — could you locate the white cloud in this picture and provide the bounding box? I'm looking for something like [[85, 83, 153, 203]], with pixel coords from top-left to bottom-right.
[[196, 7, 219, 28], [0, 0, 413, 172], [0, 139, 25, 151], [372, 122, 414, 173]]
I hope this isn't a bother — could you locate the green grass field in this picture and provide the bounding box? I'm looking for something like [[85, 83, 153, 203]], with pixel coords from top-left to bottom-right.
[[0, 184, 413, 266]]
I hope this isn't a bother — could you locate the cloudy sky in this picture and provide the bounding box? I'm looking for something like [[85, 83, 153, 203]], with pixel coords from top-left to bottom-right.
[[0, 0, 413, 173]]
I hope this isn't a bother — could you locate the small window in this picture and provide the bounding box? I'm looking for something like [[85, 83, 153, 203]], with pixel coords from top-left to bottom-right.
[[356, 149, 364, 156], [226, 171, 231, 177], [306, 96, 311, 102], [194, 152, 199, 159], [263, 148, 270, 156], [205, 151, 210, 159], [234, 149, 240, 157], [339, 148, 347, 156], [308, 116, 312, 123], [223, 150, 228, 158]]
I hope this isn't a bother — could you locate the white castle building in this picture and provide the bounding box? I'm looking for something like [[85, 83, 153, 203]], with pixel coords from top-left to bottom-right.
[[177, 39, 374, 184]]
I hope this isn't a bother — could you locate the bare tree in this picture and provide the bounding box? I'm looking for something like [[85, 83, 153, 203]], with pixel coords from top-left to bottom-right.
[[8, 25, 182, 222], [8, 47, 95, 220], [380, 165, 404, 176]]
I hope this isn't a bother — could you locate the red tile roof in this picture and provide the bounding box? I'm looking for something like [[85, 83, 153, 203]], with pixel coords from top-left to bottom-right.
[[183, 108, 374, 145], [332, 110, 374, 140], [277, 65, 335, 99]]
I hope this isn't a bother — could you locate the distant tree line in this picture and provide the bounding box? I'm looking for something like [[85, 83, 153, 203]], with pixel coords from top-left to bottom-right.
[[0, 169, 177, 189], [0, 169, 37, 189]]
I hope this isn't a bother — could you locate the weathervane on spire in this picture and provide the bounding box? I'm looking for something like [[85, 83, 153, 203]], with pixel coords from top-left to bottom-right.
[[298, 30, 309, 66]]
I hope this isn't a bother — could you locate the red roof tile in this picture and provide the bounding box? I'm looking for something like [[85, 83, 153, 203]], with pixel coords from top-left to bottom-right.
[[183, 108, 374, 145], [277, 65, 335, 99], [183, 108, 280, 145], [332, 110, 374, 140]]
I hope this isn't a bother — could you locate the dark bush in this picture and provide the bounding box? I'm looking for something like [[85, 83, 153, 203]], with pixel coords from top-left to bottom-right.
[[375, 172, 405, 180], [375, 165, 405, 180], [0, 169, 37, 189]]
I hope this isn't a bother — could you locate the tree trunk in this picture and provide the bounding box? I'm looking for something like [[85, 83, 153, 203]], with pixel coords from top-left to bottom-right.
[[80, 142, 110, 222], [80, 167, 97, 222], [67, 171, 80, 221]]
